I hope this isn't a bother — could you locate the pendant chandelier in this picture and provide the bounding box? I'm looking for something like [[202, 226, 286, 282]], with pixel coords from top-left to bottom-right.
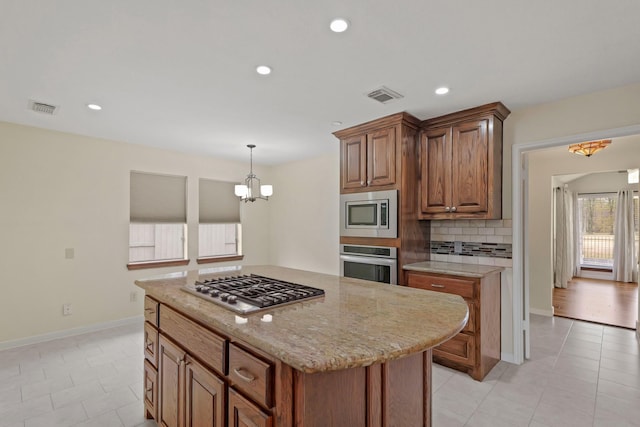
[[567, 139, 611, 157], [234, 144, 273, 202]]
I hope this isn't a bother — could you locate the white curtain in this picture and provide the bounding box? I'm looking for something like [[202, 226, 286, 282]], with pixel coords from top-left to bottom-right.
[[572, 191, 582, 277], [554, 187, 575, 288], [613, 189, 637, 282]]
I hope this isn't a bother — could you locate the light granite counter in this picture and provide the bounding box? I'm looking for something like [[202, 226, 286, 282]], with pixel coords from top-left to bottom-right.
[[403, 261, 504, 278], [135, 265, 468, 374]]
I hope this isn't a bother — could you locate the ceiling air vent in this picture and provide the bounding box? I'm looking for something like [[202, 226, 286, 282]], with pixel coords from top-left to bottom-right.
[[28, 100, 58, 115], [366, 86, 404, 104]]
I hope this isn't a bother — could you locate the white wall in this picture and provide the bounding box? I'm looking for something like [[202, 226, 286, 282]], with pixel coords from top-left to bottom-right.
[[565, 170, 636, 194], [527, 135, 639, 313], [0, 121, 270, 344], [268, 148, 340, 275]]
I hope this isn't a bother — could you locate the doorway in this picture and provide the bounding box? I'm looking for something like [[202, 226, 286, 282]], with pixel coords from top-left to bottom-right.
[[512, 127, 640, 363], [551, 171, 639, 329]]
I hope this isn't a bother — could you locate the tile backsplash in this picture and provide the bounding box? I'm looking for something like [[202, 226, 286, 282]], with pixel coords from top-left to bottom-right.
[[430, 219, 513, 267]]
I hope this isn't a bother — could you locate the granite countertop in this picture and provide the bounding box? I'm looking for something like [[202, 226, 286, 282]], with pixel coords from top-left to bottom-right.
[[403, 261, 504, 278], [135, 265, 468, 374]]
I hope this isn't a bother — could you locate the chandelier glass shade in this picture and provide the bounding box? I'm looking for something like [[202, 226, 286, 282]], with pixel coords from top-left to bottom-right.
[[567, 139, 611, 157], [234, 144, 273, 202]]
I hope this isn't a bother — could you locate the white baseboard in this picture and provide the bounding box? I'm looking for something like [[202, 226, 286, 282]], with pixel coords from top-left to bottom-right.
[[501, 352, 516, 364], [0, 315, 143, 351], [530, 307, 554, 317]]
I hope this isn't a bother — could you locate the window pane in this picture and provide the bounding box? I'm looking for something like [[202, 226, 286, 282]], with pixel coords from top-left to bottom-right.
[[199, 224, 240, 257], [578, 194, 616, 268], [129, 223, 186, 262]]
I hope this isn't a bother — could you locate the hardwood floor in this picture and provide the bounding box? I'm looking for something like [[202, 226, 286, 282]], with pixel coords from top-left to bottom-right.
[[553, 277, 638, 329]]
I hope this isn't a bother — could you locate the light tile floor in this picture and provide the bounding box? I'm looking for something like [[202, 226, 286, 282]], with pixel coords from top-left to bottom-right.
[[0, 315, 638, 426]]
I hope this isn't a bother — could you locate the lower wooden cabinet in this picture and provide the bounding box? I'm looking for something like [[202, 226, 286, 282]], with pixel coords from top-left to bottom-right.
[[158, 336, 186, 427], [228, 388, 273, 427], [407, 270, 501, 381], [143, 360, 158, 420], [185, 356, 225, 427]]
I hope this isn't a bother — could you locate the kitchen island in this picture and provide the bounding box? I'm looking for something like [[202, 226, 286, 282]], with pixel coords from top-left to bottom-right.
[[135, 265, 468, 427]]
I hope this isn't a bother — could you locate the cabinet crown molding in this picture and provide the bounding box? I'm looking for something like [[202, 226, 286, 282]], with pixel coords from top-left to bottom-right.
[[421, 102, 511, 128], [333, 112, 420, 139]]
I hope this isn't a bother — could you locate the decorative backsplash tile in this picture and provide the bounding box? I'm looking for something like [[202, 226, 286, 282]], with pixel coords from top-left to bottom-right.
[[429, 219, 513, 267], [431, 241, 512, 259]]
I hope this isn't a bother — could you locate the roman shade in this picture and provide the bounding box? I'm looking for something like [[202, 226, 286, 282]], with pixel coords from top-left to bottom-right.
[[130, 171, 187, 223], [199, 179, 241, 223]]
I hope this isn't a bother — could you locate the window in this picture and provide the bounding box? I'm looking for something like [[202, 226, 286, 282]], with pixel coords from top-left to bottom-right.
[[128, 171, 188, 269], [198, 179, 242, 263], [577, 192, 639, 269]]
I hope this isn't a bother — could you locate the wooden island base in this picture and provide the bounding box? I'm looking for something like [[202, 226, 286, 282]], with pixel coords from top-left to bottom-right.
[[294, 350, 432, 426], [143, 298, 435, 427]]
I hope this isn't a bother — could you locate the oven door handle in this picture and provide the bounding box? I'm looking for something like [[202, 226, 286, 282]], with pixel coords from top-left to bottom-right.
[[339, 254, 397, 266]]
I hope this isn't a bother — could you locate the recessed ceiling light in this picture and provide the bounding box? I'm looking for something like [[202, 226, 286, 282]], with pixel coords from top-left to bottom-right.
[[435, 87, 450, 95], [87, 103, 102, 110], [330, 18, 349, 33], [331, 121, 343, 126], [256, 65, 272, 75]]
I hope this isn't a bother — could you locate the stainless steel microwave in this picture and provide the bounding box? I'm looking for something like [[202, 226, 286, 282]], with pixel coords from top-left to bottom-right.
[[340, 190, 398, 238]]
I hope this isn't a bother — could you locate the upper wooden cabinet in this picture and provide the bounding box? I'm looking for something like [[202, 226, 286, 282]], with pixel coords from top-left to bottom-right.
[[419, 102, 510, 220], [334, 113, 418, 193]]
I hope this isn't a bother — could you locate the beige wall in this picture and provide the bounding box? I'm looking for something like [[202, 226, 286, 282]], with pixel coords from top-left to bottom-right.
[[0, 122, 271, 343], [503, 81, 640, 218], [268, 149, 340, 275], [503, 84, 640, 313]]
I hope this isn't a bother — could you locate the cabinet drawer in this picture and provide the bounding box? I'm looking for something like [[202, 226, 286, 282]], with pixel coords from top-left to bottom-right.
[[144, 296, 159, 326], [434, 333, 475, 367], [407, 273, 475, 299], [229, 343, 274, 408], [143, 360, 158, 420], [143, 322, 159, 367], [159, 305, 226, 375]]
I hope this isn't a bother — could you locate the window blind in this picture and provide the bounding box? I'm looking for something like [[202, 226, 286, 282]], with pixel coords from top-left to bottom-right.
[[199, 179, 240, 223], [130, 171, 187, 223]]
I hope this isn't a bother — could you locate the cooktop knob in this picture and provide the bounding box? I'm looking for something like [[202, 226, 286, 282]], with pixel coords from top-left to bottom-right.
[[227, 295, 237, 304], [195, 285, 205, 292], [209, 290, 220, 297], [220, 293, 230, 301]]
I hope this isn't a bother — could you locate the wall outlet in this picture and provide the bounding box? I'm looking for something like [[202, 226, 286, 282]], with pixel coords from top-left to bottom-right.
[[454, 241, 463, 254], [65, 248, 74, 259], [130, 291, 138, 302], [63, 303, 72, 316]]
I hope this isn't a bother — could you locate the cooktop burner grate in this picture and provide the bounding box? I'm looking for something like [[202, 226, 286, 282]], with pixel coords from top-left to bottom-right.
[[182, 274, 325, 314]]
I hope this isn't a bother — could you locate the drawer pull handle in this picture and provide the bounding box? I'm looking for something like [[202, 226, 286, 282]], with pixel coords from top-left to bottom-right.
[[145, 341, 154, 350], [144, 308, 155, 313], [431, 284, 445, 288], [233, 367, 256, 383]]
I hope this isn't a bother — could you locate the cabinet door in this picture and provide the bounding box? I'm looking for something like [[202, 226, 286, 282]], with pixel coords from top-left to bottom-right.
[[229, 388, 273, 427], [185, 356, 225, 427], [144, 323, 159, 367], [367, 127, 396, 187], [158, 336, 186, 427], [451, 119, 489, 213], [341, 135, 367, 190], [420, 127, 452, 214], [143, 360, 158, 420]]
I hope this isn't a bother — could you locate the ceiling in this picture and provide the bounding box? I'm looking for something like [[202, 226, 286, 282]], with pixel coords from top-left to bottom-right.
[[2, 0, 640, 165]]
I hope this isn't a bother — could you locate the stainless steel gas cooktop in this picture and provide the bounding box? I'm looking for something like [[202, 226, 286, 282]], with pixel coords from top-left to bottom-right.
[[182, 274, 325, 314]]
